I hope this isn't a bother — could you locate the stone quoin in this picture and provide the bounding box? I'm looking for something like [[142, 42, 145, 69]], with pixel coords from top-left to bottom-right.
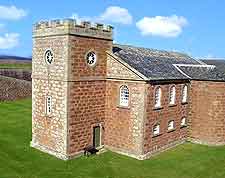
[[31, 18, 225, 160]]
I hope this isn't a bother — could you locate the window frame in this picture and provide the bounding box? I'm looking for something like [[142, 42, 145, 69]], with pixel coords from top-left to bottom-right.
[[154, 87, 162, 108], [119, 85, 130, 107]]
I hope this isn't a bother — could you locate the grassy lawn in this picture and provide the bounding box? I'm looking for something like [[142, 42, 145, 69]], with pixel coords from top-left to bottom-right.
[[0, 63, 32, 69], [0, 98, 225, 178]]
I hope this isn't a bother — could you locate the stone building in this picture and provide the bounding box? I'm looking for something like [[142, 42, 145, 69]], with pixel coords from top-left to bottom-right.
[[31, 19, 225, 160]]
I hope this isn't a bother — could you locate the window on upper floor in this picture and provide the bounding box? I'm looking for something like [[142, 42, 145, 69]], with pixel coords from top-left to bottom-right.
[[155, 87, 162, 108], [119, 85, 129, 107], [168, 120, 175, 130], [46, 96, 52, 115], [169, 86, 176, 105], [182, 85, 188, 103], [153, 124, 160, 135]]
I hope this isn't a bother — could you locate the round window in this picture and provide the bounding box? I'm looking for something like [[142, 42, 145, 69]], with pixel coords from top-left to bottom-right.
[[86, 51, 97, 67], [45, 50, 54, 65]]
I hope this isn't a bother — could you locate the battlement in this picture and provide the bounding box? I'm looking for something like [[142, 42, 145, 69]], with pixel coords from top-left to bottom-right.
[[33, 19, 113, 40]]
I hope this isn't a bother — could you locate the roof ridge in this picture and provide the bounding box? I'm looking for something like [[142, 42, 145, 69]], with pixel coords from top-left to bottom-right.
[[113, 43, 191, 57]]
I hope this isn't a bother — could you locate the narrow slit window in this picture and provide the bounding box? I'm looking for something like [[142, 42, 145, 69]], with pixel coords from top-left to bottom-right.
[[46, 96, 52, 115], [120, 85, 129, 107]]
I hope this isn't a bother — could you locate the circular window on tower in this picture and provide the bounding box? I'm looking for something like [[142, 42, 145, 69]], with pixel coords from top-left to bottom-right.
[[44, 49, 54, 65], [85, 51, 97, 67]]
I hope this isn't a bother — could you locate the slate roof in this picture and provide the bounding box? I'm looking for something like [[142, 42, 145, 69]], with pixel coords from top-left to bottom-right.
[[201, 59, 225, 74], [112, 44, 225, 81], [176, 65, 225, 81]]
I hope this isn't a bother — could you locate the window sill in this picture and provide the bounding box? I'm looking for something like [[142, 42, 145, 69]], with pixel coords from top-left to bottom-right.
[[153, 106, 163, 111], [152, 133, 162, 138], [181, 102, 188, 105], [180, 125, 187, 128], [168, 104, 177, 107], [167, 129, 176, 133], [117, 105, 130, 110]]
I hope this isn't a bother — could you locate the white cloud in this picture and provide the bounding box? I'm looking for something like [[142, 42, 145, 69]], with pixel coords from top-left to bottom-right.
[[98, 6, 132, 25], [0, 33, 19, 49], [0, 5, 27, 20], [136, 15, 188, 38], [72, 6, 132, 25]]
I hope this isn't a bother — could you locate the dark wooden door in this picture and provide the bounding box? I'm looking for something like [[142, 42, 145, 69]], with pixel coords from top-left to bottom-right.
[[93, 126, 100, 148]]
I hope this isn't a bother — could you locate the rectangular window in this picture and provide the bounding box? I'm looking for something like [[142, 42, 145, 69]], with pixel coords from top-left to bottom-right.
[[46, 96, 52, 115], [168, 120, 175, 130], [153, 124, 160, 135], [181, 117, 187, 126]]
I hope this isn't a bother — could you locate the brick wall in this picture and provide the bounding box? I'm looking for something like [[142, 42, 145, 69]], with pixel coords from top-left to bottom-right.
[[189, 81, 225, 145], [68, 36, 112, 80], [143, 82, 189, 158], [66, 33, 112, 156], [0, 69, 31, 81], [0, 75, 31, 101], [68, 81, 106, 155]]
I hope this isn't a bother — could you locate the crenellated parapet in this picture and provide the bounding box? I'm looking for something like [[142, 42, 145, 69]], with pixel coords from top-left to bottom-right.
[[33, 19, 113, 40]]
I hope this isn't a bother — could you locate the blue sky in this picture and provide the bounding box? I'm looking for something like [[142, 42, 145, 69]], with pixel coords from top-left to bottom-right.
[[0, 0, 224, 59]]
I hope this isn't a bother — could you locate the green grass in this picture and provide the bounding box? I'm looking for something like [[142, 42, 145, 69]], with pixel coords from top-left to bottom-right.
[[0, 98, 225, 178], [0, 63, 32, 69]]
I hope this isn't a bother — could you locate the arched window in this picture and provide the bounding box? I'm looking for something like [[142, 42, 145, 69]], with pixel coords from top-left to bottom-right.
[[155, 87, 162, 108], [182, 85, 188, 103], [120, 85, 129, 107], [153, 124, 160, 135], [169, 86, 176, 105]]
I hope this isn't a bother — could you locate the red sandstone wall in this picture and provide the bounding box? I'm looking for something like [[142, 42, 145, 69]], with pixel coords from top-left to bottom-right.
[[67, 35, 112, 155], [68, 36, 112, 80], [68, 81, 106, 154], [189, 81, 225, 145], [144, 82, 189, 155]]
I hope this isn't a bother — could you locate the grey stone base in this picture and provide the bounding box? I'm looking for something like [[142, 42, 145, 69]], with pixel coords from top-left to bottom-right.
[[188, 138, 225, 146]]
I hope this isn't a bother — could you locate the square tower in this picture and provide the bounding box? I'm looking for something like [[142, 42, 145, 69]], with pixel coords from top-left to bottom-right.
[[31, 19, 113, 159]]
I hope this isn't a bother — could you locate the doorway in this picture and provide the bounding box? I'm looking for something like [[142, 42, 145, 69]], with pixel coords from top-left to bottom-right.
[[93, 126, 101, 148]]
